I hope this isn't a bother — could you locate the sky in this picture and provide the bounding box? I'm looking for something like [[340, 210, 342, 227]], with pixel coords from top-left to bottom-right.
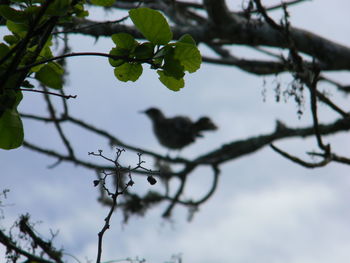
[[1, 1, 350, 262]]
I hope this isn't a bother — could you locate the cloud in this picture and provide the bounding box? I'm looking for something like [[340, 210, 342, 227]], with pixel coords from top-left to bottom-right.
[[172, 182, 349, 263]]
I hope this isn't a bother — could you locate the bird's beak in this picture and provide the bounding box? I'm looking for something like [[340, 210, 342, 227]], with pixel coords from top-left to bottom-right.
[[209, 122, 218, 130]]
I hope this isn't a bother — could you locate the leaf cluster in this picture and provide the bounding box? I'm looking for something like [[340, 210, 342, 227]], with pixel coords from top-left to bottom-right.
[[109, 7, 201, 91], [0, 2, 202, 150], [0, 0, 89, 149]]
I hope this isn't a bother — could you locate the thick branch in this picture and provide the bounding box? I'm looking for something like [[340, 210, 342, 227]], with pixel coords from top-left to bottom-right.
[[196, 117, 350, 164], [203, 0, 232, 25], [59, 7, 350, 72], [23, 114, 350, 171], [19, 216, 63, 263], [0, 230, 54, 263]]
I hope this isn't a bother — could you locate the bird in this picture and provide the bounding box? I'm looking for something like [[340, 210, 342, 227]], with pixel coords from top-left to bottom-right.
[[142, 107, 217, 150]]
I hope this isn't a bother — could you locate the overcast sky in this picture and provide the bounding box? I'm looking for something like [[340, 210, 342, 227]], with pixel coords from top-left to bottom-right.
[[1, 1, 350, 262]]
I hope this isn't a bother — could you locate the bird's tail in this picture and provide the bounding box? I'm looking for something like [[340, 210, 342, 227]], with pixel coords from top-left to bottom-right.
[[194, 117, 217, 136]]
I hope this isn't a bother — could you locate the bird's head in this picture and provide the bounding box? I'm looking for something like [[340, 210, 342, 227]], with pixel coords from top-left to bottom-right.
[[195, 117, 217, 131], [141, 107, 164, 121]]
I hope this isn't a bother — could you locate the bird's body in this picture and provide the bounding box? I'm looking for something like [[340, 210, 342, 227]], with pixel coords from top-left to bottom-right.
[[143, 108, 217, 150]]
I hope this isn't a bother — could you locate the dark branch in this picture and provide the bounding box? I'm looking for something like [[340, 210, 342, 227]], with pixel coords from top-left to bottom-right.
[[17, 88, 77, 99], [270, 144, 331, 168], [59, 13, 350, 72], [19, 215, 64, 263], [0, 229, 55, 263]]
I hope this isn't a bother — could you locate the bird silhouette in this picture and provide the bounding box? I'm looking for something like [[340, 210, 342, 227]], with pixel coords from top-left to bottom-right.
[[142, 107, 217, 150]]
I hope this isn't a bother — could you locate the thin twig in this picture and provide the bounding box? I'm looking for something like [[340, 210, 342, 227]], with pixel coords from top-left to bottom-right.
[[18, 88, 77, 99], [308, 151, 350, 165], [16, 52, 155, 73], [309, 70, 330, 153], [270, 144, 331, 168], [94, 149, 135, 263], [315, 89, 349, 118], [55, 14, 130, 35], [253, 0, 283, 30], [242, 0, 309, 14], [166, 164, 221, 207], [43, 87, 75, 158], [162, 164, 197, 218]]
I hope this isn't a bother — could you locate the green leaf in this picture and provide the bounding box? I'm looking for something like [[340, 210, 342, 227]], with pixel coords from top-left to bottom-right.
[[35, 62, 64, 89], [173, 42, 201, 73], [91, 0, 115, 6], [111, 33, 138, 50], [178, 34, 197, 45], [24, 5, 41, 17], [0, 108, 24, 150], [0, 43, 10, 60], [28, 41, 54, 72], [46, 0, 71, 16], [0, 6, 28, 23], [14, 90, 22, 108], [109, 47, 129, 67], [0, 72, 23, 90], [3, 35, 19, 45], [151, 56, 163, 69], [157, 70, 184, 91], [6, 20, 28, 38], [72, 3, 89, 17], [40, 46, 53, 60], [134, 42, 154, 59], [0, 90, 23, 150], [163, 48, 184, 80], [30, 60, 46, 73], [114, 63, 143, 82], [21, 80, 34, 89], [0, 90, 22, 115], [129, 8, 172, 45]]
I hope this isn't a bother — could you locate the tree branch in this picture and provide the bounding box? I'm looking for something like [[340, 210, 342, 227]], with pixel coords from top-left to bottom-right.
[[59, 13, 350, 72], [195, 116, 350, 164], [270, 144, 331, 168], [0, 229, 55, 263]]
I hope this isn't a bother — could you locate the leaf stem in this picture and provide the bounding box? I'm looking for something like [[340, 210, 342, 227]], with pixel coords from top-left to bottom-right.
[[17, 88, 77, 99], [16, 52, 154, 72]]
